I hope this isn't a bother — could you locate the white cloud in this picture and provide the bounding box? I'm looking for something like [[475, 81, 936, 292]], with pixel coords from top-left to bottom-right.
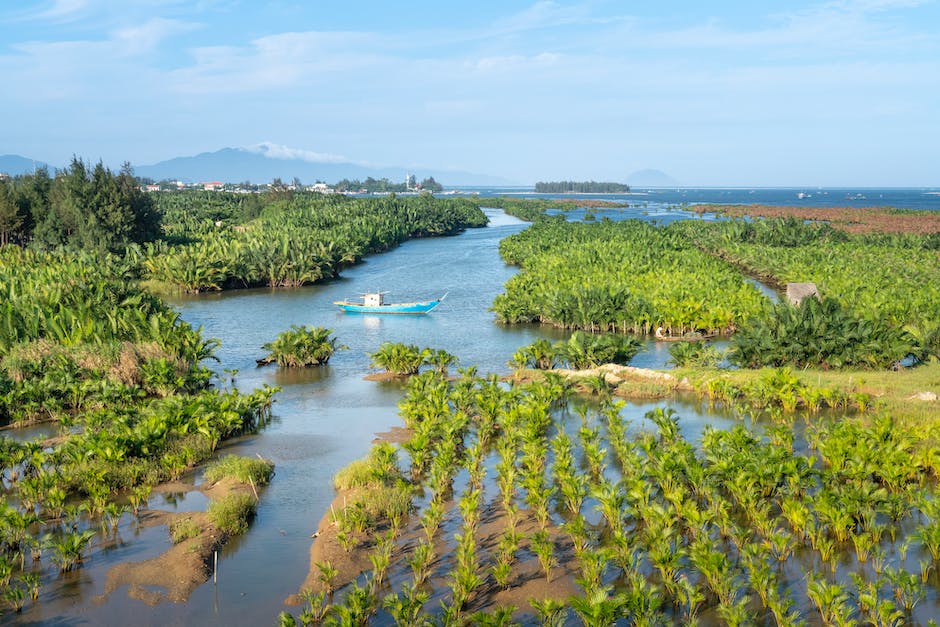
[[168, 30, 388, 94], [248, 142, 348, 164], [113, 18, 199, 54], [31, 0, 89, 21]]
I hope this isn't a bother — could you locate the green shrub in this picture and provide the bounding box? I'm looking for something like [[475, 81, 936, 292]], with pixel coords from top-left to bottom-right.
[[260, 326, 345, 367], [554, 331, 644, 369], [731, 297, 917, 369], [668, 341, 725, 367], [333, 458, 374, 490], [334, 444, 401, 490], [204, 455, 275, 486], [208, 494, 257, 535]]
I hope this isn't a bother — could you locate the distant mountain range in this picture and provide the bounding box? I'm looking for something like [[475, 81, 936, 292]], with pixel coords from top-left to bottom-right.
[[0, 154, 51, 176], [2, 149, 679, 189], [1, 148, 514, 187], [133, 147, 518, 187]]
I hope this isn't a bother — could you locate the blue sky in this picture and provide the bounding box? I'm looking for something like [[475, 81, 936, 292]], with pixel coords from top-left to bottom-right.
[[1, 0, 938, 186]]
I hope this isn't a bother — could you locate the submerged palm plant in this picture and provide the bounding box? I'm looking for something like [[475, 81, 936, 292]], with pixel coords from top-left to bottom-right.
[[259, 326, 346, 367], [49, 529, 96, 572]]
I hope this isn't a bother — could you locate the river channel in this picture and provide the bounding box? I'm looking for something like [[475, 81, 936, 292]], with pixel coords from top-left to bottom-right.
[[17, 205, 760, 625]]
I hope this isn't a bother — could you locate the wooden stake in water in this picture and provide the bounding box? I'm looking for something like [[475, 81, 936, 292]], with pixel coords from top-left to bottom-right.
[[214, 551, 218, 584]]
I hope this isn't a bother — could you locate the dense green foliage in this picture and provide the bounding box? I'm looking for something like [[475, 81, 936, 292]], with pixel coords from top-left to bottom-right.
[[259, 326, 345, 367], [494, 215, 938, 370], [731, 297, 918, 369], [333, 178, 407, 193], [669, 217, 940, 368], [535, 181, 630, 193], [208, 494, 258, 536], [0, 246, 217, 417], [332, 177, 442, 193], [152, 189, 267, 229], [668, 341, 725, 368], [143, 192, 487, 292], [676, 217, 940, 330], [283, 369, 940, 624], [493, 219, 768, 334], [0, 246, 275, 609], [511, 332, 644, 370], [0, 159, 159, 250]]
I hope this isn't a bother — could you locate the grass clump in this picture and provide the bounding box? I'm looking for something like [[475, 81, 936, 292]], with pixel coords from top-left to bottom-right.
[[204, 454, 275, 486], [331, 442, 413, 533], [169, 516, 202, 543], [333, 458, 374, 490], [208, 494, 257, 536]]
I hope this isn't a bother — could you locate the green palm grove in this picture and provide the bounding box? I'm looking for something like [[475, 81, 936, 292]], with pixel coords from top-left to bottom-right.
[[144, 192, 487, 292], [282, 368, 940, 625], [493, 218, 769, 336], [494, 214, 940, 371], [0, 245, 275, 613]]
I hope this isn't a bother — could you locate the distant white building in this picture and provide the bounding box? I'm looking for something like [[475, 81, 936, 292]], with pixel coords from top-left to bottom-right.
[[406, 173, 416, 190]]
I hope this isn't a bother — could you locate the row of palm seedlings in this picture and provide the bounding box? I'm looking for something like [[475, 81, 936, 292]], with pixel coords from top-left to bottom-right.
[[283, 368, 940, 625], [0, 246, 276, 615], [492, 218, 769, 335], [671, 218, 940, 364], [142, 193, 488, 292]]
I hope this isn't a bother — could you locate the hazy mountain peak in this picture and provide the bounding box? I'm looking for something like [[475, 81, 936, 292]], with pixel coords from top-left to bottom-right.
[[130, 147, 513, 186], [626, 169, 680, 187]]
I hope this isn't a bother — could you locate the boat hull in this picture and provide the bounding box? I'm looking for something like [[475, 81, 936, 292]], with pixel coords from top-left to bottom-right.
[[334, 299, 442, 314]]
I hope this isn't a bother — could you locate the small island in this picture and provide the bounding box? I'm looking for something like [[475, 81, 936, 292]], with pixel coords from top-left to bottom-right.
[[534, 180, 630, 193]]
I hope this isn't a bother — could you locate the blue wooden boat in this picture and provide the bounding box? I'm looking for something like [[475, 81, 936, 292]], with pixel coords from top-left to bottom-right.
[[334, 292, 445, 314]]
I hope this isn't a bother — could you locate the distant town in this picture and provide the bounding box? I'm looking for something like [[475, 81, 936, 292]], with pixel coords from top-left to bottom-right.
[[138, 174, 446, 195]]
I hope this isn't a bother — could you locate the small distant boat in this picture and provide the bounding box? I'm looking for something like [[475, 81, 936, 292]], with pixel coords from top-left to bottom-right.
[[334, 292, 446, 315]]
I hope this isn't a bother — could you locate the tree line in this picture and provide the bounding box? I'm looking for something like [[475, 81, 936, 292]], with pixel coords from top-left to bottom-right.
[[333, 176, 443, 193], [0, 158, 160, 250], [534, 181, 630, 193]]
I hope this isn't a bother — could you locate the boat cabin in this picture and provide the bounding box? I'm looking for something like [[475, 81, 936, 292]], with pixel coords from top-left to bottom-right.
[[363, 293, 385, 307]]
